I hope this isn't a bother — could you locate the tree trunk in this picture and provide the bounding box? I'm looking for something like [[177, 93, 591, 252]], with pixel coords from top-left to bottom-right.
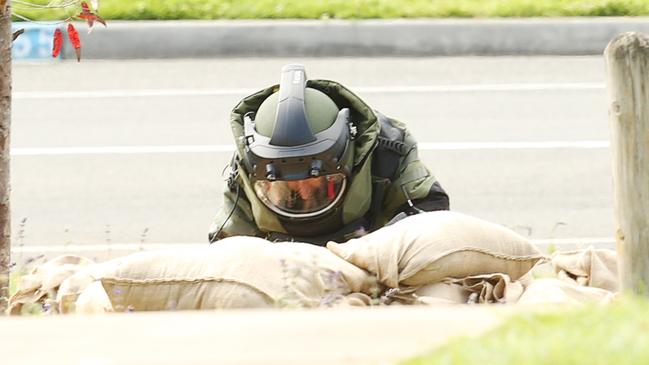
[[0, 0, 10, 312], [604, 32, 649, 295]]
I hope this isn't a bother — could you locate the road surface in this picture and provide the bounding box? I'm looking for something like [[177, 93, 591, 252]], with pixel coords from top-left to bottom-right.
[[10, 56, 614, 259]]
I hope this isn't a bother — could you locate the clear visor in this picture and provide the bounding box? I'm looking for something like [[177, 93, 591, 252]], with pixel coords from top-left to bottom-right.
[[254, 173, 347, 218]]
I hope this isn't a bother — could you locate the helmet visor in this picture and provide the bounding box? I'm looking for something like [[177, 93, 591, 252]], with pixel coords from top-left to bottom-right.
[[254, 174, 347, 218]]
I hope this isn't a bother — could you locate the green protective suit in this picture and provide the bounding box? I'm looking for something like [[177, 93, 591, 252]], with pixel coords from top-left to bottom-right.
[[209, 79, 449, 245]]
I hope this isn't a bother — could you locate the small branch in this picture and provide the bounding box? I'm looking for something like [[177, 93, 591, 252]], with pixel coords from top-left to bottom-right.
[[12, 12, 73, 25], [12, 28, 23, 42], [12, 0, 80, 9]]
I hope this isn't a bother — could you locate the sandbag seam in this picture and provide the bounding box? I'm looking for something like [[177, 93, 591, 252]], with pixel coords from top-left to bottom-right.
[[101, 277, 276, 303]]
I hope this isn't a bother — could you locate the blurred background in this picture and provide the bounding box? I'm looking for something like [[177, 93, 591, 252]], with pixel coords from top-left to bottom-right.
[[11, 0, 649, 259]]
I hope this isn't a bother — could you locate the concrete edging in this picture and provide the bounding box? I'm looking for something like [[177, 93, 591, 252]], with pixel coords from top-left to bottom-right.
[[3, 306, 503, 365], [50, 17, 649, 59]]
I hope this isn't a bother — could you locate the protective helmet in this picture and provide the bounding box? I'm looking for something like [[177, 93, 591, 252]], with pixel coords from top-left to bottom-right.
[[242, 64, 354, 219]]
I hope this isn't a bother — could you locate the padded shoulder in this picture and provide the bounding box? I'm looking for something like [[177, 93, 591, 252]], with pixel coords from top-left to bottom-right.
[[372, 111, 416, 180]]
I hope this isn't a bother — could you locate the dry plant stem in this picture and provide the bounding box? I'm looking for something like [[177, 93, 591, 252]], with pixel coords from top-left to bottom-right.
[[605, 31, 649, 295], [12, 0, 80, 9], [0, 0, 11, 313]]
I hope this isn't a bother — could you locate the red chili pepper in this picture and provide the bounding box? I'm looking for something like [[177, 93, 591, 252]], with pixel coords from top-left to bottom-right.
[[52, 28, 63, 58], [67, 23, 82, 62]]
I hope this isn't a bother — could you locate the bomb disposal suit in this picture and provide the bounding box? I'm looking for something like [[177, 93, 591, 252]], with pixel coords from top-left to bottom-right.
[[209, 65, 449, 245]]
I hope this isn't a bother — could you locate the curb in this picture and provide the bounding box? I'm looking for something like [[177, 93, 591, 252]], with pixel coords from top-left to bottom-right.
[[49, 17, 649, 59]]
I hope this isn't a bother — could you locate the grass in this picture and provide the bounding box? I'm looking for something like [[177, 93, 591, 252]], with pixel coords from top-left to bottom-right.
[[11, 0, 649, 22], [402, 296, 649, 365], [9, 271, 21, 296]]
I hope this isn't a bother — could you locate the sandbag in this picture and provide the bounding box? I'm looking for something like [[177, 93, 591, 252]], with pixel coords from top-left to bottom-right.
[[8, 255, 94, 315], [517, 278, 614, 305], [327, 211, 545, 288], [396, 273, 523, 305], [99, 236, 373, 311], [334, 293, 374, 307], [447, 273, 524, 304], [414, 282, 470, 305], [57, 261, 121, 313], [74, 281, 114, 314], [551, 247, 618, 292]]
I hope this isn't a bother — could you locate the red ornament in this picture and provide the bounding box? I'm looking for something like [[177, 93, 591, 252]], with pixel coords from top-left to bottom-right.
[[67, 23, 82, 62], [52, 28, 63, 58]]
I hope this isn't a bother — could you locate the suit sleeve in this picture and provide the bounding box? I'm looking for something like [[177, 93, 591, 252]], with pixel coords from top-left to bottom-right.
[[378, 129, 450, 226]]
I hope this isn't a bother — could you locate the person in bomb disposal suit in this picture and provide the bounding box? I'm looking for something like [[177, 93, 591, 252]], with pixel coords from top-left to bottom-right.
[[209, 64, 449, 245]]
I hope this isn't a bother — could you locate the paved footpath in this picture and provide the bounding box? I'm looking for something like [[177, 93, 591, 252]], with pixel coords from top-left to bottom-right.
[[13, 18, 649, 60], [3, 306, 503, 365]]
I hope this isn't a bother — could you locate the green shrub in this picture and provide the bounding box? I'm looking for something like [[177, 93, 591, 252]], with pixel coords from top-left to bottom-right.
[[11, 0, 649, 21]]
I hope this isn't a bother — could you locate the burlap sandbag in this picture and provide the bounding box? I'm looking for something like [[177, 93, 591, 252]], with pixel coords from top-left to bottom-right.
[[551, 247, 618, 292], [396, 273, 523, 305], [334, 293, 374, 307], [517, 278, 614, 305], [327, 211, 545, 288], [74, 281, 114, 314], [8, 255, 94, 315], [57, 261, 122, 313], [447, 273, 524, 304], [99, 236, 373, 311], [414, 282, 470, 305]]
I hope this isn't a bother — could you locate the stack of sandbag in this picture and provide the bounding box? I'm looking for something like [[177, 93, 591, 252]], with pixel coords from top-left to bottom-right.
[[514, 247, 618, 305], [379, 273, 525, 306], [8, 255, 95, 315], [60, 236, 373, 313], [327, 211, 545, 304], [8, 212, 621, 313], [327, 211, 619, 306], [551, 247, 618, 291], [517, 279, 615, 305]]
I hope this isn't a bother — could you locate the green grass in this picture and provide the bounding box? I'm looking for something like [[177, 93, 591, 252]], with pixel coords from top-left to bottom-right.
[[11, 0, 649, 22], [9, 271, 20, 296], [403, 297, 649, 365]]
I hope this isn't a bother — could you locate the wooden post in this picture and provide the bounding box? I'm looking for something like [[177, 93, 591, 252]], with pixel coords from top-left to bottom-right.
[[0, 0, 9, 312], [0, 0, 9, 313], [605, 32, 649, 295]]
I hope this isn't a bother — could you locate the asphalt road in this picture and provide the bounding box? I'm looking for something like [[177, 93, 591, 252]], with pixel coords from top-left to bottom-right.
[[10, 56, 614, 257]]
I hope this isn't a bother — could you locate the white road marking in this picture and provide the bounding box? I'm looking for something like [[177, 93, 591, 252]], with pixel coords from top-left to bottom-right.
[[12, 243, 205, 253], [11, 237, 615, 253], [417, 140, 610, 150], [12, 82, 605, 99], [11, 140, 610, 156], [12, 145, 236, 156]]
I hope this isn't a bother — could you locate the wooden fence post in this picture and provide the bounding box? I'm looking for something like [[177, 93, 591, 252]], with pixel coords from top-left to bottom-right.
[[605, 32, 649, 294], [0, 0, 10, 313]]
